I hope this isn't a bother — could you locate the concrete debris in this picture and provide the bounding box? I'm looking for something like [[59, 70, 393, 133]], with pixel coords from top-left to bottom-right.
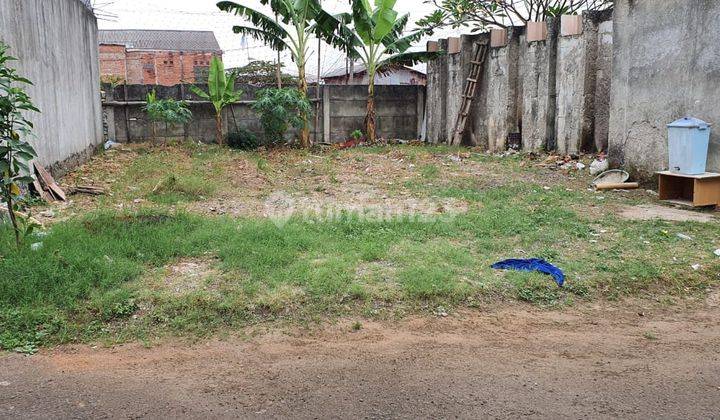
[[30, 242, 43, 251], [691, 264, 701, 271], [714, 249, 720, 257], [676, 233, 693, 241], [104, 140, 121, 150]]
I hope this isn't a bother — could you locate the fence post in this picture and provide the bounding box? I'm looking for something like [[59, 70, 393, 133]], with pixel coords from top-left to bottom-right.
[[323, 85, 330, 143], [416, 87, 425, 140]]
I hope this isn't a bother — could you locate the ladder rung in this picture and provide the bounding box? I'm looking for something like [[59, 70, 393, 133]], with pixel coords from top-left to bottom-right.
[[467, 78, 477, 82]]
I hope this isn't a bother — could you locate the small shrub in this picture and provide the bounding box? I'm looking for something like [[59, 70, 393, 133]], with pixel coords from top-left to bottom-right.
[[251, 88, 311, 145], [144, 90, 192, 138], [227, 128, 259, 150]]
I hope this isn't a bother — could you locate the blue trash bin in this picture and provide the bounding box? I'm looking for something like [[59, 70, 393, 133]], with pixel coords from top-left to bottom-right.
[[667, 117, 711, 175]]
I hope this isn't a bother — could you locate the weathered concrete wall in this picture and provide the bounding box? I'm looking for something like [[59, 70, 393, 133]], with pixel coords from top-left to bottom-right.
[[425, 40, 448, 144], [593, 20, 613, 152], [425, 13, 613, 154], [518, 20, 559, 151], [484, 29, 521, 152], [0, 0, 102, 174], [609, 0, 720, 175], [555, 13, 607, 154], [104, 84, 423, 144]]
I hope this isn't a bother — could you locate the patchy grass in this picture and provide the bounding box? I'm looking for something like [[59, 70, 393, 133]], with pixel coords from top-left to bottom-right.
[[3, 142, 719, 352]]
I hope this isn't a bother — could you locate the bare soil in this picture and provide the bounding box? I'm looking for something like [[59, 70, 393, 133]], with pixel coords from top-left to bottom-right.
[[620, 204, 717, 223], [2, 303, 719, 419]]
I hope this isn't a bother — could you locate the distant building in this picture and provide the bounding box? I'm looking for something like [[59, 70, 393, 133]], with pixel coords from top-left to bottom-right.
[[99, 29, 222, 86], [322, 64, 426, 86]]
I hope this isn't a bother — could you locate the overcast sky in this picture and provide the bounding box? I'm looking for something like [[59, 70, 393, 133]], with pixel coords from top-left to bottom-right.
[[95, 0, 466, 77]]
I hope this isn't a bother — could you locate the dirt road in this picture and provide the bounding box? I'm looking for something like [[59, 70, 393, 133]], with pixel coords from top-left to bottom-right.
[[2, 303, 719, 419]]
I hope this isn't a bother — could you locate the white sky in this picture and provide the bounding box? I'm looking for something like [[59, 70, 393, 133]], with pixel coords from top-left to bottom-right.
[[95, 0, 467, 77]]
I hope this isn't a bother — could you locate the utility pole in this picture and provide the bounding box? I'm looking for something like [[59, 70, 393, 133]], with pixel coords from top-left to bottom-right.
[[275, 13, 282, 88], [314, 1, 322, 143]]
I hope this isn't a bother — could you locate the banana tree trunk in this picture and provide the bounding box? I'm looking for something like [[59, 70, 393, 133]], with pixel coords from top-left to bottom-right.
[[215, 112, 223, 146], [298, 68, 310, 148], [365, 79, 377, 144]]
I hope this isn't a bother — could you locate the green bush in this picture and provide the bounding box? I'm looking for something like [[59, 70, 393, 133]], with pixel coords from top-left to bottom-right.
[[251, 88, 311, 144], [227, 128, 260, 150]]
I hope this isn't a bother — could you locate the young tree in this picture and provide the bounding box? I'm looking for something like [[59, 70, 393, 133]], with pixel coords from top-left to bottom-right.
[[332, 0, 441, 143], [216, 0, 339, 148], [143, 90, 193, 140], [0, 42, 40, 246], [189, 56, 243, 146], [417, 0, 612, 32]]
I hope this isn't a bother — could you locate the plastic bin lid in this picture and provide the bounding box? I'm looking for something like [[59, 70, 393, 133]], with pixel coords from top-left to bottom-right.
[[667, 117, 711, 129]]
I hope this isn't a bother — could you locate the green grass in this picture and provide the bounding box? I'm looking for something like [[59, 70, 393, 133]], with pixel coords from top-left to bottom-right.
[[2, 144, 719, 352]]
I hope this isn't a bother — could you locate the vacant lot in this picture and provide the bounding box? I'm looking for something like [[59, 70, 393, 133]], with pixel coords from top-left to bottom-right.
[[1, 142, 719, 352]]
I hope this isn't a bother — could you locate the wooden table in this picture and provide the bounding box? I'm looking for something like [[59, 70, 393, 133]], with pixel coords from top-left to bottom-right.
[[657, 171, 720, 207]]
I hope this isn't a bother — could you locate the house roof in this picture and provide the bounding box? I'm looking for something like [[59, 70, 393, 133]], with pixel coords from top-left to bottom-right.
[[99, 30, 222, 52], [322, 64, 425, 79]]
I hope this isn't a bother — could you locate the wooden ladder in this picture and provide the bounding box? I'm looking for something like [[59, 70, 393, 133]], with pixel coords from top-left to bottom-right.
[[450, 42, 489, 145]]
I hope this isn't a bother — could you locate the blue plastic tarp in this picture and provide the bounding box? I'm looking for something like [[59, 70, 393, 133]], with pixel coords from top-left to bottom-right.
[[491, 258, 565, 287]]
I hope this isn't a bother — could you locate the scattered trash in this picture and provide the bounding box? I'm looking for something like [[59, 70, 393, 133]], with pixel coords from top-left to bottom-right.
[[104, 140, 121, 150], [435, 306, 448, 317], [589, 153, 610, 176], [714, 249, 720, 257], [491, 258, 566, 287], [30, 242, 43, 251], [691, 264, 701, 271], [676, 233, 693, 241], [576, 162, 586, 170], [39, 209, 55, 218], [448, 154, 462, 163]]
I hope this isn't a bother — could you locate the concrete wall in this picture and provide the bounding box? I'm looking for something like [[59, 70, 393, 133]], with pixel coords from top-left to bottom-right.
[[425, 12, 613, 154], [608, 0, 720, 176], [518, 19, 559, 151], [104, 84, 424, 144], [425, 39, 449, 144], [0, 0, 102, 173]]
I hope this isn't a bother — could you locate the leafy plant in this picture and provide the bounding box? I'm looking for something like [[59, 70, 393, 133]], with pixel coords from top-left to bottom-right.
[[227, 128, 260, 150], [189, 56, 243, 146], [0, 42, 40, 246], [417, 0, 612, 32], [351, 129, 363, 141], [143, 90, 192, 139], [217, 0, 341, 148], [251, 88, 311, 144], [330, 0, 441, 143], [234, 60, 298, 86]]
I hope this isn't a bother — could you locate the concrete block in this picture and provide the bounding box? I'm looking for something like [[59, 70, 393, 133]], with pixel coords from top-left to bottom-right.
[[427, 41, 439, 52], [447, 37, 461, 54], [527, 21, 548, 42], [561, 15, 583, 36], [490, 28, 508, 47]]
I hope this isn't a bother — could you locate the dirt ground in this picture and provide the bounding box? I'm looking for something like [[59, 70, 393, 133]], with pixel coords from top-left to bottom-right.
[[2, 301, 719, 419]]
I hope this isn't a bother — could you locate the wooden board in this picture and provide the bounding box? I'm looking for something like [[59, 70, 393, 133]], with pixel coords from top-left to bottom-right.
[[33, 162, 66, 201]]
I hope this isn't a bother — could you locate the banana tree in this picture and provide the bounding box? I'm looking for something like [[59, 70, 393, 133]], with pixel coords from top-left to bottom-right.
[[327, 1, 440, 143], [217, 0, 339, 148], [189, 56, 242, 146]]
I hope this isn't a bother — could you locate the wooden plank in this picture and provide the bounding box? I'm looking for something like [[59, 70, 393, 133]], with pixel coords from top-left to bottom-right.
[[34, 162, 66, 201], [32, 179, 53, 202]]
